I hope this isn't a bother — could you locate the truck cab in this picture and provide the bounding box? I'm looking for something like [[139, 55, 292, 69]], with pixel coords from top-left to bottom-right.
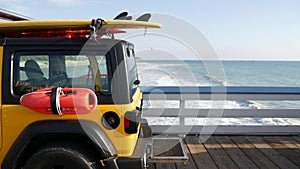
[[0, 12, 187, 169]]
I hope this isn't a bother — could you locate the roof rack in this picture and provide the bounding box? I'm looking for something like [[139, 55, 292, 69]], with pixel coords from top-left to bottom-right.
[[0, 8, 32, 21]]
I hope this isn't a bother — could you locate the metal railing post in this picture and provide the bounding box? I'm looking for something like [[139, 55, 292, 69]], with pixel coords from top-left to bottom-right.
[[179, 100, 185, 125]]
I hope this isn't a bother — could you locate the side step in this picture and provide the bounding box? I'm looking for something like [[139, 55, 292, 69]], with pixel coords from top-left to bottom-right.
[[147, 137, 188, 163]]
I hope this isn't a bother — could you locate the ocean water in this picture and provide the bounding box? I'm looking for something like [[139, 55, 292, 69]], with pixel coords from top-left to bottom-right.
[[137, 60, 300, 87], [137, 60, 300, 125]]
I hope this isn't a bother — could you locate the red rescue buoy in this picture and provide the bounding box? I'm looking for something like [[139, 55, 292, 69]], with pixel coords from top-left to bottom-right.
[[20, 88, 97, 115]]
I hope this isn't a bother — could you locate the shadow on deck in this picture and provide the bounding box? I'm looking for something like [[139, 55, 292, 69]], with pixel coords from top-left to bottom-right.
[[149, 136, 300, 169]]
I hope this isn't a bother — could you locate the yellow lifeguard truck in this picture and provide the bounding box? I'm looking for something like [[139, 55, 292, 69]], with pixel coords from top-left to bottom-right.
[[0, 10, 187, 169]]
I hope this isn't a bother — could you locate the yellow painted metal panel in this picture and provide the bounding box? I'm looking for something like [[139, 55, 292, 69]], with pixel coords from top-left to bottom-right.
[[0, 89, 143, 162]]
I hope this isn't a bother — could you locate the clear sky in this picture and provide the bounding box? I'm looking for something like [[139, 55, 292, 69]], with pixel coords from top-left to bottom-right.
[[1, 0, 300, 60]]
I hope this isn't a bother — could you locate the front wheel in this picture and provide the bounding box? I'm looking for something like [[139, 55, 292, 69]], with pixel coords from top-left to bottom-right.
[[24, 143, 101, 169]]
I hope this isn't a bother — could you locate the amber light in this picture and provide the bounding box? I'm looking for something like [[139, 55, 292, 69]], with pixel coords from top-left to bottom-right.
[[6, 30, 91, 38]]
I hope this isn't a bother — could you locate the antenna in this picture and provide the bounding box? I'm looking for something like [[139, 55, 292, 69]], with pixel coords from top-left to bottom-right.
[[0, 8, 32, 21]]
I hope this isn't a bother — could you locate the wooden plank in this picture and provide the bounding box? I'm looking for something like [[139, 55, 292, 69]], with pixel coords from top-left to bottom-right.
[[215, 136, 259, 169], [184, 136, 217, 169], [230, 136, 280, 169], [147, 163, 156, 169], [155, 163, 176, 169], [277, 137, 300, 149], [152, 136, 300, 169], [291, 136, 300, 145], [203, 137, 239, 169], [263, 137, 300, 167], [246, 137, 298, 169], [176, 142, 198, 169]]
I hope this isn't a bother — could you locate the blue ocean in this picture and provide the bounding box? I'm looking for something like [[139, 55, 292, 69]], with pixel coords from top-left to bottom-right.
[[137, 60, 300, 108], [137, 60, 300, 125], [137, 60, 300, 87]]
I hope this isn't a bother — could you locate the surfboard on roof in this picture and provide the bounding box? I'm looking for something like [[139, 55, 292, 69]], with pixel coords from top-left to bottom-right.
[[0, 10, 161, 34], [0, 19, 161, 32]]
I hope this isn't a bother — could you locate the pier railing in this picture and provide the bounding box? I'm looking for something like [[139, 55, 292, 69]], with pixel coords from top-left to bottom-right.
[[141, 86, 300, 135]]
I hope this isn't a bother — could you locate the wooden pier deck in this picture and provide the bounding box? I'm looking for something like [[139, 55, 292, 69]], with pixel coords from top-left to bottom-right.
[[149, 136, 300, 169]]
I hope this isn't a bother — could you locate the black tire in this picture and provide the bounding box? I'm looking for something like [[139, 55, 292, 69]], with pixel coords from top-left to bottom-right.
[[24, 143, 101, 169]]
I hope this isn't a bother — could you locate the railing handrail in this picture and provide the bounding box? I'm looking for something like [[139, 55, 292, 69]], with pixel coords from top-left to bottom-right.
[[143, 108, 300, 118], [141, 86, 300, 94], [141, 86, 300, 135]]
